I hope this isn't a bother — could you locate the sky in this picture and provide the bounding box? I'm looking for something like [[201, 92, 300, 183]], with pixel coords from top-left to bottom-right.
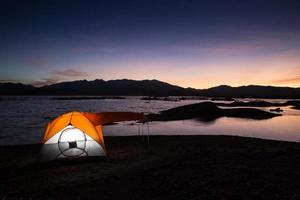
[[0, 0, 300, 89]]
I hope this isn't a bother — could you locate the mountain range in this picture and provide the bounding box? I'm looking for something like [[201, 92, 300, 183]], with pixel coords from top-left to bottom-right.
[[0, 79, 300, 98]]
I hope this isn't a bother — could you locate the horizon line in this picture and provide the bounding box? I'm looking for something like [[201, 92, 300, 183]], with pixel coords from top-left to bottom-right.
[[1, 78, 300, 90]]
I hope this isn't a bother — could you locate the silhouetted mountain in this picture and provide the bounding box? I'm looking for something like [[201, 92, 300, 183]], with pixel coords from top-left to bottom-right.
[[0, 83, 38, 95], [40, 79, 198, 96], [0, 79, 300, 98], [0, 79, 198, 96], [201, 85, 300, 98]]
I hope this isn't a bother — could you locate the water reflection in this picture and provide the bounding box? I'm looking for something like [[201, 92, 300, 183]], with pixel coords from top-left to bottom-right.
[[105, 114, 300, 142], [0, 96, 299, 144]]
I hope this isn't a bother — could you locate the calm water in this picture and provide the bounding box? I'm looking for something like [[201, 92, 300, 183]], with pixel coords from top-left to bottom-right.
[[0, 96, 299, 145]]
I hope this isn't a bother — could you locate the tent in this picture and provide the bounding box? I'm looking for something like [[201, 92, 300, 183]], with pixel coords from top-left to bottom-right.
[[40, 111, 145, 161]]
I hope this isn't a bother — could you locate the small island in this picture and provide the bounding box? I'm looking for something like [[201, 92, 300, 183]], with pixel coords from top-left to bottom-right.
[[148, 102, 280, 122]]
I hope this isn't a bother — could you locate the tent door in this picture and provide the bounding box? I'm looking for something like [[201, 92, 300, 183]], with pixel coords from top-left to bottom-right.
[[69, 141, 77, 148]]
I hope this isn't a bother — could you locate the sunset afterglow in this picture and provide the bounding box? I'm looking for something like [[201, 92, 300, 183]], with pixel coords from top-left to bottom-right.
[[0, 0, 299, 88]]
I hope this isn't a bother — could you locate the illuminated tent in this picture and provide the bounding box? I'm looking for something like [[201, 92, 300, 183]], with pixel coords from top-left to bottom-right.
[[40, 111, 145, 161]]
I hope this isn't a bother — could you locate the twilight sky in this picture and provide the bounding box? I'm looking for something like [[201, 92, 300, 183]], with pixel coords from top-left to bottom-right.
[[0, 0, 300, 88]]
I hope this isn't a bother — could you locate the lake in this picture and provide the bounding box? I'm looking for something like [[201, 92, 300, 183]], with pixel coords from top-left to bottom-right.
[[0, 96, 299, 145]]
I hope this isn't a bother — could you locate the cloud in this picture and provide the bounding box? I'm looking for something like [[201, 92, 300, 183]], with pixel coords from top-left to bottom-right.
[[170, 36, 284, 56], [0, 79, 19, 83], [31, 78, 60, 87], [30, 69, 89, 87], [270, 66, 300, 86], [71, 47, 116, 54], [52, 69, 88, 77], [272, 77, 300, 85], [25, 58, 51, 69]]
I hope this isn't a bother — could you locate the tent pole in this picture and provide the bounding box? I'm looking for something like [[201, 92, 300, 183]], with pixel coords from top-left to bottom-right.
[[146, 122, 150, 145]]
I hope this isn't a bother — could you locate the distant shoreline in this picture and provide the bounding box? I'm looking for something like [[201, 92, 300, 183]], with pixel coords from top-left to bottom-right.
[[1, 95, 300, 99], [1, 95, 300, 100]]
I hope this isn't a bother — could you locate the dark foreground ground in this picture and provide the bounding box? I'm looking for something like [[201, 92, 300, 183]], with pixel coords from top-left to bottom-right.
[[1, 135, 300, 200]]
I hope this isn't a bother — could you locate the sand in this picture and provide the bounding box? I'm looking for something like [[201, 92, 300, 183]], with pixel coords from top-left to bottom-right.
[[1, 135, 300, 200]]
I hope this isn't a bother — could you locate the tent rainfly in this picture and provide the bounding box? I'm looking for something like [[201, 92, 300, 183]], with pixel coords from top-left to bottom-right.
[[40, 112, 146, 161]]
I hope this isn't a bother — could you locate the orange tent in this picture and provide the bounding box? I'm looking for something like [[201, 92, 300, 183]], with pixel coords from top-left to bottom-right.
[[40, 111, 145, 160]]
